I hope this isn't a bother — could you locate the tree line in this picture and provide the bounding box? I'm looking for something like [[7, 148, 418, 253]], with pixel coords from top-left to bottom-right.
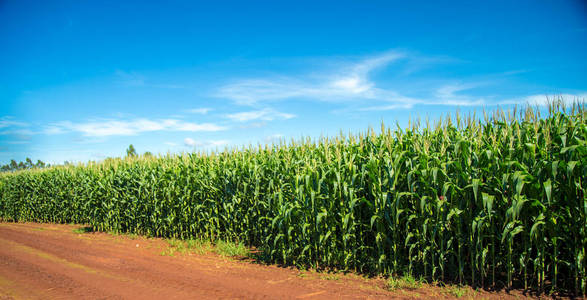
[[2, 144, 148, 173], [1, 158, 48, 172]]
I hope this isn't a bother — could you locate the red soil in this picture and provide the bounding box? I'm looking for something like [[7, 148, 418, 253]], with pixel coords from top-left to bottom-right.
[[0, 222, 542, 299]]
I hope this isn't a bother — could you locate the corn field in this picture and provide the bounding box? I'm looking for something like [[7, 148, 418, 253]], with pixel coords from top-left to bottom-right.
[[0, 103, 585, 294]]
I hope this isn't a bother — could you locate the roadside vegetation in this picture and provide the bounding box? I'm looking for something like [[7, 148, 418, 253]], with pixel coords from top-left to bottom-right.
[[1, 101, 585, 296]]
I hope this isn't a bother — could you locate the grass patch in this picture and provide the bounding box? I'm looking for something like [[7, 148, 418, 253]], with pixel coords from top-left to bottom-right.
[[320, 274, 340, 281], [442, 285, 470, 298], [214, 240, 249, 257], [386, 274, 423, 291], [160, 237, 248, 258], [186, 238, 213, 255], [167, 238, 184, 249], [72, 226, 94, 234], [70, 227, 248, 259], [160, 238, 188, 256]]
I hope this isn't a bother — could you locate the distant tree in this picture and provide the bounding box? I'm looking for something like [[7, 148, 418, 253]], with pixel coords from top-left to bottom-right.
[[143, 151, 153, 157], [25, 157, 33, 168], [10, 159, 18, 170], [126, 144, 137, 157], [1, 158, 48, 172], [36, 160, 46, 168]]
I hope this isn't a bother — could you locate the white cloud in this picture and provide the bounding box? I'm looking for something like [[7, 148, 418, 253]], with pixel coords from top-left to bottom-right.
[[209, 140, 229, 147], [214, 51, 491, 109], [215, 51, 407, 106], [358, 82, 488, 111], [500, 93, 587, 106], [432, 83, 485, 106], [359, 103, 415, 111], [5, 140, 30, 144], [0, 129, 35, 136], [46, 118, 226, 137], [0, 117, 29, 129], [216, 79, 306, 105], [115, 70, 184, 89], [186, 108, 212, 114], [435, 84, 471, 99], [184, 137, 197, 147], [265, 134, 284, 143], [0, 117, 35, 137], [330, 76, 372, 94], [239, 122, 267, 129], [43, 124, 68, 135], [184, 138, 229, 148], [226, 108, 295, 122]]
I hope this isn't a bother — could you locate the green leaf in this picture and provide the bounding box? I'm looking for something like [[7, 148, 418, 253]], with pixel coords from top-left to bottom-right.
[[472, 179, 480, 202], [544, 180, 552, 204]]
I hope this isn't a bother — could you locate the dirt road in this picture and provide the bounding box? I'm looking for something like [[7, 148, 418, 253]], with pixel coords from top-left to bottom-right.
[[0, 222, 528, 299]]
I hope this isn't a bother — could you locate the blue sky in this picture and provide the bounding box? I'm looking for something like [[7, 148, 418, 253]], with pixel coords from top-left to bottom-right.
[[1, 0, 586, 164]]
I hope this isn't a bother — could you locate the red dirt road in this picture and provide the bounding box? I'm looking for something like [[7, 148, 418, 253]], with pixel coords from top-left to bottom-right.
[[0, 222, 531, 299]]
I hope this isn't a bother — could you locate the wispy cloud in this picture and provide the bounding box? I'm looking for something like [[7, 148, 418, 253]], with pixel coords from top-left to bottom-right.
[[213, 51, 587, 112], [215, 51, 408, 106], [499, 93, 587, 106], [265, 134, 284, 143], [354, 82, 488, 111], [0, 117, 33, 142], [226, 108, 295, 122], [0, 129, 35, 136], [359, 103, 414, 111], [239, 122, 266, 129], [4, 140, 31, 145], [214, 51, 495, 110], [0, 127, 33, 144], [115, 70, 184, 89], [184, 138, 197, 147], [184, 138, 229, 148], [0, 117, 29, 129], [432, 83, 486, 106], [186, 108, 212, 114], [501, 69, 529, 76], [46, 118, 227, 137]]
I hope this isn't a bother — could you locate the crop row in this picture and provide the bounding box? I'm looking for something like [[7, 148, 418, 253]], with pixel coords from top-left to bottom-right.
[[1, 103, 585, 294]]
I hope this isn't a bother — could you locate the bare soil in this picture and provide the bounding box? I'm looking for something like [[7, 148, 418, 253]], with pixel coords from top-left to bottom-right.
[[0, 222, 549, 299]]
